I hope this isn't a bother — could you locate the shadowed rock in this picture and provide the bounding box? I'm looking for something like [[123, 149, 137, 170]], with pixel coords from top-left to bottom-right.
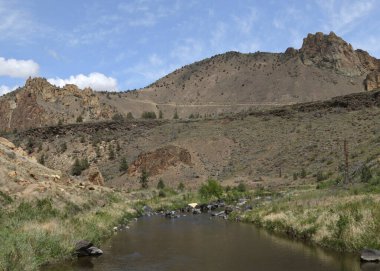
[[361, 249, 380, 262], [75, 240, 103, 257]]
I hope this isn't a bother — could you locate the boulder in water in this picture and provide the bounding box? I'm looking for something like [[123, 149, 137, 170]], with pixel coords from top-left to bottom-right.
[[75, 240, 103, 257], [361, 249, 380, 262]]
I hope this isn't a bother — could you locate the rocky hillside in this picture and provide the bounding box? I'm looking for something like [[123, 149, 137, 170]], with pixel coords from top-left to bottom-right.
[[1, 32, 379, 132], [6, 89, 380, 190], [0, 78, 117, 131], [118, 32, 380, 118], [0, 136, 66, 201]]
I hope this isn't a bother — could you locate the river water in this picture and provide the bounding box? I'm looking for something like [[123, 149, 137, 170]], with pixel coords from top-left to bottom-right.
[[43, 214, 378, 271]]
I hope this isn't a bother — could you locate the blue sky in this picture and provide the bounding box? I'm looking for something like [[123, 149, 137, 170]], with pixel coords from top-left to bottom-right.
[[0, 0, 379, 95]]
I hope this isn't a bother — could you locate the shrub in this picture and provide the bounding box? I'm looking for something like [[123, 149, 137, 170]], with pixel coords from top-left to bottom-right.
[[109, 145, 115, 160], [126, 112, 134, 119], [159, 110, 163, 119], [112, 113, 124, 122], [157, 178, 165, 189], [300, 168, 307, 178], [139, 169, 149, 189], [71, 158, 82, 176], [141, 111, 157, 119], [173, 110, 179, 119], [361, 165, 372, 183], [60, 142, 67, 153], [71, 158, 90, 176], [293, 172, 298, 180], [76, 115, 83, 123], [199, 179, 223, 199], [38, 154, 45, 165], [119, 157, 128, 172], [158, 190, 166, 198], [237, 182, 247, 192], [316, 171, 327, 182], [178, 182, 185, 191], [26, 138, 35, 154]]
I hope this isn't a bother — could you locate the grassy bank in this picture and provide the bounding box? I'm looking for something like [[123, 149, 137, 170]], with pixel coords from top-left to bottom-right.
[[235, 174, 380, 252], [0, 191, 137, 271]]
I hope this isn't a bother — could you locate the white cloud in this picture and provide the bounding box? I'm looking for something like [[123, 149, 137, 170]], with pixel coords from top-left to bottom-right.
[[233, 8, 258, 34], [210, 22, 227, 48], [350, 35, 380, 58], [47, 49, 61, 61], [316, 0, 374, 34], [149, 54, 164, 66], [0, 57, 39, 78], [0, 85, 18, 96], [0, 1, 49, 43], [118, 0, 180, 27], [48, 72, 118, 91], [171, 39, 204, 64]]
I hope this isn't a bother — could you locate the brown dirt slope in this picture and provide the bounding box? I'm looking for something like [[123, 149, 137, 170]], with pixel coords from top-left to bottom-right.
[[118, 32, 380, 118], [7, 89, 380, 190]]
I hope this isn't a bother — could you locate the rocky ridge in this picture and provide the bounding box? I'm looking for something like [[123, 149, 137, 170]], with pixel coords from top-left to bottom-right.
[[0, 78, 116, 131], [1, 32, 380, 131]]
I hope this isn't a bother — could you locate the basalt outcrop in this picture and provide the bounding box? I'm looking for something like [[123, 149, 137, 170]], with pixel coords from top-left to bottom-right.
[[0, 78, 116, 131], [365, 71, 380, 91], [128, 145, 192, 176], [298, 32, 380, 77]]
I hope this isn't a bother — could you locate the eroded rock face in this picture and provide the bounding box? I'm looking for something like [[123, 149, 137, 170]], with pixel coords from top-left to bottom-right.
[[365, 71, 380, 91], [86, 166, 105, 186], [0, 77, 117, 131], [128, 145, 192, 176], [0, 137, 64, 198], [300, 32, 379, 76]]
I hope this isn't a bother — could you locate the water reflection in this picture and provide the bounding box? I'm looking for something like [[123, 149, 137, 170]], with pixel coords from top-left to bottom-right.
[[43, 215, 376, 271]]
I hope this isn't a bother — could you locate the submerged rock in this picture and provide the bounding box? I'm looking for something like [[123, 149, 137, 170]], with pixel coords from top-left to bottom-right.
[[165, 210, 180, 219]]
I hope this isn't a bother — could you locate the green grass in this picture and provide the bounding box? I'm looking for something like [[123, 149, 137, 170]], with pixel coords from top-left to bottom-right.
[[0, 193, 137, 271], [237, 179, 380, 252]]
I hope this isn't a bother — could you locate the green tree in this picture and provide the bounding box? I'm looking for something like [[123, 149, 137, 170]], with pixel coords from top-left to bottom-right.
[[159, 110, 163, 119], [157, 178, 165, 189], [71, 158, 82, 176], [361, 165, 372, 183], [139, 169, 149, 189], [237, 182, 247, 192], [126, 112, 134, 119], [141, 111, 157, 119], [76, 115, 83, 123], [60, 142, 67, 153], [199, 179, 223, 199], [109, 145, 115, 160], [81, 157, 89, 170], [158, 190, 166, 197], [300, 168, 307, 178], [112, 113, 124, 122], [38, 154, 45, 165], [26, 137, 35, 154], [293, 172, 298, 181], [119, 157, 128, 172], [71, 158, 90, 176], [178, 182, 185, 191], [173, 110, 179, 119]]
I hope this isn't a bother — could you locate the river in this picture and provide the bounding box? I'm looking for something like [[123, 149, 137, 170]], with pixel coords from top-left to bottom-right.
[[43, 214, 378, 271]]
